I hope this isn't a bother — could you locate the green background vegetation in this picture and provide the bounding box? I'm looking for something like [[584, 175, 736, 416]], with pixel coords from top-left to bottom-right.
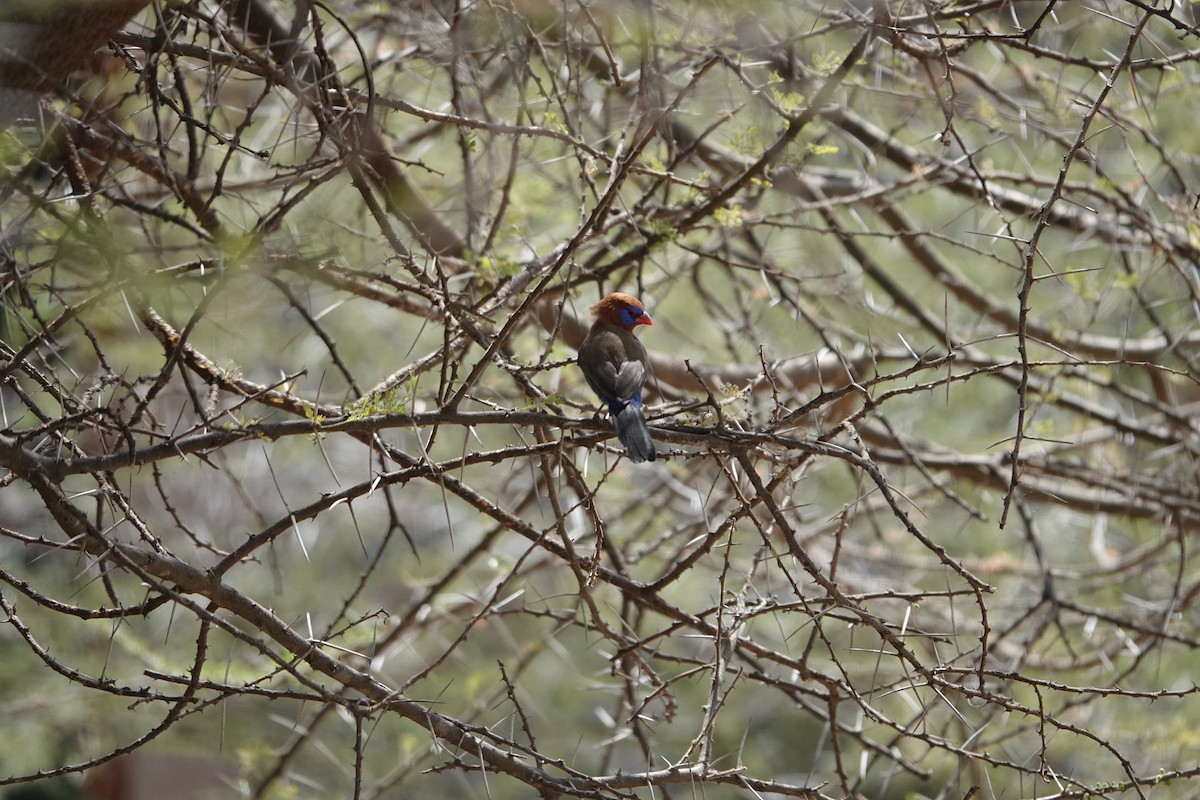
[[3, 1, 1200, 798]]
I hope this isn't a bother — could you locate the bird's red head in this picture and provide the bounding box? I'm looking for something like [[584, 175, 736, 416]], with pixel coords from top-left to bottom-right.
[[592, 292, 653, 331]]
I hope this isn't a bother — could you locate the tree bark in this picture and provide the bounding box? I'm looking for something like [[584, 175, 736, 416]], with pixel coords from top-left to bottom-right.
[[0, 0, 151, 125]]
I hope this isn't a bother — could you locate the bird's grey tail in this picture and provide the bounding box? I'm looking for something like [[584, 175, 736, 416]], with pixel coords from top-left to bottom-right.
[[614, 404, 656, 463]]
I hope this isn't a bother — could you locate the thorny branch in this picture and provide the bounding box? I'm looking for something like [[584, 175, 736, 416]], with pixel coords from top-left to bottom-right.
[[3, 1, 1200, 799]]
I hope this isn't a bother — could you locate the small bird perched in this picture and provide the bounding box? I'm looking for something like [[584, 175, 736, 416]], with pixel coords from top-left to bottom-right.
[[577, 292, 656, 462]]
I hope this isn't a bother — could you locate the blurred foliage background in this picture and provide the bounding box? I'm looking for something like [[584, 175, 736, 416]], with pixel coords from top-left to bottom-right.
[[3, 1, 1200, 798]]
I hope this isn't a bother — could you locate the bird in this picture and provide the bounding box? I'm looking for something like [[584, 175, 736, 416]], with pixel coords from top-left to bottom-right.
[[576, 292, 656, 463]]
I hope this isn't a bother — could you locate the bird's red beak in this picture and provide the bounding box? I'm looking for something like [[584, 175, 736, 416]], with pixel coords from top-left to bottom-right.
[[637, 312, 653, 327]]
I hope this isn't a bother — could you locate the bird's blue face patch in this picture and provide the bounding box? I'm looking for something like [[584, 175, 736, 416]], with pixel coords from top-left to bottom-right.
[[619, 304, 649, 328]]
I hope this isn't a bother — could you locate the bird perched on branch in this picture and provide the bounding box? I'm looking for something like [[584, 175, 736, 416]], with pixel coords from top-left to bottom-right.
[[577, 292, 656, 463]]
